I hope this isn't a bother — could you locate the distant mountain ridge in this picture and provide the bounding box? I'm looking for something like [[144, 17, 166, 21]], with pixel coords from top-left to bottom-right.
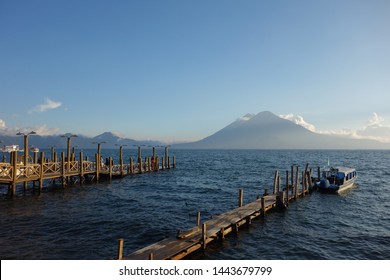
[[174, 111, 389, 149], [0, 131, 162, 149]]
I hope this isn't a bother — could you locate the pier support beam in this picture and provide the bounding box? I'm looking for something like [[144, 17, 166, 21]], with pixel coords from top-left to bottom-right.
[[117, 239, 124, 260]]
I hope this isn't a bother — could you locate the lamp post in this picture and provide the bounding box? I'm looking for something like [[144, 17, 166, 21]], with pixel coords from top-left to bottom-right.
[[16, 131, 36, 166], [61, 133, 77, 175]]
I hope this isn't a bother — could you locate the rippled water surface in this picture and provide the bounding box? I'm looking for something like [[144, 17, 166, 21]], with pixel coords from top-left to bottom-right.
[[0, 150, 389, 259]]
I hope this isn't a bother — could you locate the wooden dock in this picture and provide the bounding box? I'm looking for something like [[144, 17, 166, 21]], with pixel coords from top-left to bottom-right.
[[0, 149, 176, 195], [119, 164, 318, 260]]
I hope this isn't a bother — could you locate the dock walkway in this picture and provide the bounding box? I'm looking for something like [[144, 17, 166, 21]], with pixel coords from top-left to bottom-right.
[[122, 165, 317, 260], [0, 150, 176, 195]]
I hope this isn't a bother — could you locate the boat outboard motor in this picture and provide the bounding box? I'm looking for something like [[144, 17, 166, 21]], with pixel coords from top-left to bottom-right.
[[320, 179, 330, 189]]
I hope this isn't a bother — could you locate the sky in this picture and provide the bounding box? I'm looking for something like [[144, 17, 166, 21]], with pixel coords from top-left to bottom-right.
[[1, 0, 389, 143]]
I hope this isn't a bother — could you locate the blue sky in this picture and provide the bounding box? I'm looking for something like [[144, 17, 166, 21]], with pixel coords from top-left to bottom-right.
[[1, 0, 389, 143]]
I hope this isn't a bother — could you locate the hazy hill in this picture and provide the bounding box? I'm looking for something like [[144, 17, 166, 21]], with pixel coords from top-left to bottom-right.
[[0, 131, 162, 149], [174, 111, 389, 149]]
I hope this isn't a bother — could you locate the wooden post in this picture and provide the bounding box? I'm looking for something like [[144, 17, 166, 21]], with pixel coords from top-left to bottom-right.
[[238, 188, 243, 207], [317, 166, 321, 182], [286, 170, 289, 201], [173, 156, 176, 168], [295, 166, 299, 199], [109, 157, 113, 180], [202, 223, 207, 250], [291, 165, 294, 190], [277, 175, 280, 193], [152, 147, 156, 159], [161, 156, 165, 170], [61, 152, 66, 187], [165, 147, 169, 168], [167, 156, 171, 169], [95, 153, 100, 182], [147, 157, 151, 172], [117, 239, 124, 260], [138, 157, 142, 174], [130, 157, 134, 174], [120, 146, 124, 177], [39, 152, 44, 192], [302, 171, 305, 196], [149, 253, 154, 260], [197, 211, 201, 228], [155, 156, 159, 171], [220, 227, 225, 240], [79, 151, 84, 184], [261, 196, 265, 216], [273, 170, 278, 194], [11, 151, 17, 195]]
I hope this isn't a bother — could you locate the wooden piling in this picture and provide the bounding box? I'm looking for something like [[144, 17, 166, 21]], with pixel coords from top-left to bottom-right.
[[61, 152, 66, 187], [173, 156, 176, 168], [109, 157, 113, 180], [79, 151, 84, 184], [117, 239, 124, 260], [197, 211, 201, 228], [95, 153, 100, 182], [130, 157, 134, 174], [11, 151, 17, 195], [167, 156, 171, 169], [238, 188, 244, 207], [202, 223, 207, 250], [161, 156, 165, 170], [149, 253, 154, 260], [286, 170, 289, 201], [277, 175, 281, 193], [302, 171, 305, 196], [317, 166, 321, 182], [138, 157, 143, 174], [295, 166, 299, 199], [39, 152, 44, 192], [273, 170, 278, 194]]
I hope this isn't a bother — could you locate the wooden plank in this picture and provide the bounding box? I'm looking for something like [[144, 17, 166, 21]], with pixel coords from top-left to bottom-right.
[[126, 195, 277, 260]]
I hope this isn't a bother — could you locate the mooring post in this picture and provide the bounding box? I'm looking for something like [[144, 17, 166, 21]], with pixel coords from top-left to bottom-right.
[[95, 153, 100, 182], [11, 151, 17, 195], [109, 157, 113, 180], [39, 152, 44, 192], [286, 170, 289, 201], [291, 165, 294, 191], [79, 151, 84, 184], [238, 188, 244, 207], [197, 211, 201, 228], [295, 166, 299, 199], [138, 157, 142, 174], [167, 156, 171, 169], [202, 223, 207, 250], [317, 166, 321, 182], [130, 157, 134, 174], [61, 152, 66, 187], [165, 147, 169, 168], [117, 239, 124, 260], [273, 170, 278, 194]]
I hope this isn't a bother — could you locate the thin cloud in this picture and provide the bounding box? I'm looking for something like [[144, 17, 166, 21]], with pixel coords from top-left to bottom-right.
[[29, 98, 62, 113]]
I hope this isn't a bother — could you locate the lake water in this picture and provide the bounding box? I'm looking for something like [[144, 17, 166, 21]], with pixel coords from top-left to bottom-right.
[[0, 149, 389, 259]]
